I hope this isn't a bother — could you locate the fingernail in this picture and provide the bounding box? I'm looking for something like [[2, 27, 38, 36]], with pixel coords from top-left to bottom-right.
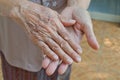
[[69, 20, 76, 23], [77, 49, 82, 54], [76, 57, 81, 62]]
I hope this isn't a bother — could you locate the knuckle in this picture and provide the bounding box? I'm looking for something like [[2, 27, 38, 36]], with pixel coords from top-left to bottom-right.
[[45, 48, 51, 53], [71, 52, 77, 57], [52, 45, 59, 51], [60, 40, 68, 48], [64, 36, 70, 41], [67, 49, 76, 56], [39, 42, 46, 49], [41, 45, 47, 50], [49, 18, 54, 23], [62, 31, 68, 36], [68, 52, 74, 56], [62, 54, 66, 60], [44, 37, 50, 42]]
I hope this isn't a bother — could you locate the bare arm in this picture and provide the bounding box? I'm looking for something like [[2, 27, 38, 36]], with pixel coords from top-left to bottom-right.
[[0, 0, 28, 16], [67, 0, 91, 9]]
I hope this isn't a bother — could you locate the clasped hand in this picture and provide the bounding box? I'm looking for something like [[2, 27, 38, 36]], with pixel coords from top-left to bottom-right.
[[42, 6, 100, 75], [10, 1, 99, 76], [10, 1, 82, 75]]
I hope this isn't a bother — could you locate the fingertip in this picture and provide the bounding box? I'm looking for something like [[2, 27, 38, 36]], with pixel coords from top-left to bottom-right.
[[46, 61, 59, 76], [94, 41, 100, 50], [69, 19, 76, 24], [61, 17, 76, 27], [46, 70, 52, 76], [66, 58, 73, 64], [42, 57, 51, 69], [58, 63, 68, 75], [93, 38, 100, 50], [77, 48, 83, 54], [88, 36, 100, 50], [76, 57, 82, 63]]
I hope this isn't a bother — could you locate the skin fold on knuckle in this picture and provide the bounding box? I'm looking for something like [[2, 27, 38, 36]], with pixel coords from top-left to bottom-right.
[[58, 30, 81, 55], [59, 30, 70, 42], [60, 40, 68, 48], [22, 6, 75, 63], [60, 40, 75, 56]]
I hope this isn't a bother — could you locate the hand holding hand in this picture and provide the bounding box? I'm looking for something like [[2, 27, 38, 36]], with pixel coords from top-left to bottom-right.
[[9, 1, 82, 64], [61, 6, 99, 49], [42, 5, 100, 76], [42, 24, 82, 76]]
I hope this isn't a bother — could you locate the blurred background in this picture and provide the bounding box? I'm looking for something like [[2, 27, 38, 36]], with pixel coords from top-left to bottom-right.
[[71, 0, 120, 80], [0, 0, 120, 80]]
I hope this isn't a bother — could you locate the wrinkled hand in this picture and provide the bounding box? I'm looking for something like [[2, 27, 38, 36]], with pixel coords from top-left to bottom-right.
[[42, 6, 100, 76], [42, 24, 82, 76], [9, 1, 82, 64]]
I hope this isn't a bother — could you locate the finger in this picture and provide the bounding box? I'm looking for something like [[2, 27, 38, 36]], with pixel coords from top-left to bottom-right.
[[38, 41, 59, 60], [46, 60, 59, 76], [59, 15, 76, 27], [60, 39, 81, 62], [73, 23, 84, 43], [57, 28, 82, 54], [76, 20, 99, 50], [73, 10, 100, 50], [53, 16, 82, 55], [42, 56, 51, 69], [50, 31, 81, 62], [58, 63, 68, 75], [44, 38, 73, 64], [83, 24, 100, 50], [60, 7, 75, 27]]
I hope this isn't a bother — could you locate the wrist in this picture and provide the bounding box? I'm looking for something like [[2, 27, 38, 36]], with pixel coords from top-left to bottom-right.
[[0, 0, 28, 16], [9, 0, 33, 17], [67, 0, 91, 10], [67, 4, 88, 10]]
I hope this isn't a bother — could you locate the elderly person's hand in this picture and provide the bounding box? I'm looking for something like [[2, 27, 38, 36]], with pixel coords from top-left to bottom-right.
[[42, 0, 100, 76], [42, 24, 82, 75], [9, 1, 83, 64]]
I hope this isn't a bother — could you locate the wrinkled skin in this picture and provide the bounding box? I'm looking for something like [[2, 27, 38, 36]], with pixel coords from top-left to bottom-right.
[[42, 6, 100, 76], [10, 1, 82, 65], [42, 24, 82, 76], [9, 1, 99, 76]]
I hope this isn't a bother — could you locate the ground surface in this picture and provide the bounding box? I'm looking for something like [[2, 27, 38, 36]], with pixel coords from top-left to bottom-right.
[[0, 20, 120, 80], [71, 20, 120, 80]]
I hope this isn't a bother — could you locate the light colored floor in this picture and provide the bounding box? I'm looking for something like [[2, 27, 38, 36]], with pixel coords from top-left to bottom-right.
[[0, 20, 120, 80]]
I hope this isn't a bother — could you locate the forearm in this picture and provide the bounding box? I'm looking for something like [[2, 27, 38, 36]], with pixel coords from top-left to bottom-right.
[[67, 0, 91, 9], [0, 0, 27, 16]]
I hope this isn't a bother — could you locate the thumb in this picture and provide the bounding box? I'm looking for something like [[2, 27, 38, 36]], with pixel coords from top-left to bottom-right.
[[59, 15, 76, 27], [73, 9, 100, 50], [83, 23, 100, 50]]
